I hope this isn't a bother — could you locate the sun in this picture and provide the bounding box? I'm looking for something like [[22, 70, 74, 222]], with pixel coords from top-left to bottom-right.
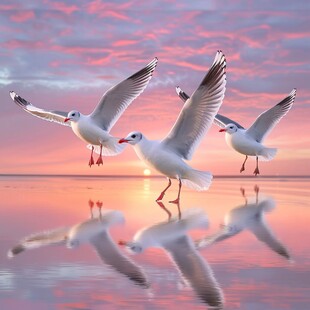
[[143, 168, 151, 176]]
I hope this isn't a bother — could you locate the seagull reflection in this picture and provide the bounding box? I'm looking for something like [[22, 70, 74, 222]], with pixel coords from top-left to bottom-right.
[[120, 208, 224, 309], [196, 187, 291, 260], [7, 209, 149, 288]]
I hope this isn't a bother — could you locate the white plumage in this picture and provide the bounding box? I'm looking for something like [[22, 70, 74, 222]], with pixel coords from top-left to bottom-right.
[[177, 87, 296, 175], [119, 51, 227, 203], [9, 58, 158, 167]]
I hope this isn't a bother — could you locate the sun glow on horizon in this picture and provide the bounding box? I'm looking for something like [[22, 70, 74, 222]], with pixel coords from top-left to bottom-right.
[[143, 168, 151, 176]]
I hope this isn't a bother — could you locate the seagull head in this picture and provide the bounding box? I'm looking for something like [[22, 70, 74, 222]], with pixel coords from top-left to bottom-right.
[[219, 123, 238, 134], [66, 238, 80, 249], [119, 131, 143, 145], [65, 110, 81, 123], [118, 240, 143, 254]]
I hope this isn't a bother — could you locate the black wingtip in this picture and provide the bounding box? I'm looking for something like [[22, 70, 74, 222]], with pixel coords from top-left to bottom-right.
[[9, 91, 16, 100], [7, 245, 26, 258]]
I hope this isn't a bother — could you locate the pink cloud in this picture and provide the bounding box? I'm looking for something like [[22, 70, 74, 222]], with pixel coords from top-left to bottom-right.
[[10, 10, 35, 23], [4, 39, 45, 49], [112, 40, 138, 47], [0, 4, 17, 10], [49, 60, 61, 67], [85, 0, 134, 21], [52, 45, 111, 56], [86, 56, 111, 66], [48, 1, 79, 15]]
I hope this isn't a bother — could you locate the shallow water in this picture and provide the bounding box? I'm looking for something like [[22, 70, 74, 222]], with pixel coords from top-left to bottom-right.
[[0, 175, 309, 309]]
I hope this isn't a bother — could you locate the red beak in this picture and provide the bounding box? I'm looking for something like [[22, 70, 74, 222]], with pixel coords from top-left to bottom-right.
[[219, 128, 226, 132], [64, 117, 70, 122], [119, 138, 129, 144], [118, 240, 128, 246]]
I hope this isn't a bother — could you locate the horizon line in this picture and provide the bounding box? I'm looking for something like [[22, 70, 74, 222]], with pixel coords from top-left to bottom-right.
[[1, 174, 309, 179]]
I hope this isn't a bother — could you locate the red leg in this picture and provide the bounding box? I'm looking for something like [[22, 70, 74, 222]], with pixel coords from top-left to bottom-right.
[[96, 201, 103, 218], [156, 201, 172, 220], [240, 187, 248, 205], [88, 199, 94, 218], [96, 144, 103, 166], [240, 155, 248, 173], [253, 157, 260, 176], [169, 179, 182, 204], [254, 185, 259, 204], [156, 178, 172, 201], [89, 146, 95, 167]]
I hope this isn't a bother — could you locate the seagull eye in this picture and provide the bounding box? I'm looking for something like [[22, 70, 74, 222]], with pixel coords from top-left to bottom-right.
[[72, 113, 75, 116], [132, 134, 136, 138]]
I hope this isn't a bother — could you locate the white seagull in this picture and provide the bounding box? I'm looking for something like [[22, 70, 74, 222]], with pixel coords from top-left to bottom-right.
[[9, 58, 158, 167], [119, 51, 227, 203], [196, 190, 290, 261], [119, 208, 224, 308], [176, 87, 297, 175], [7, 210, 149, 288]]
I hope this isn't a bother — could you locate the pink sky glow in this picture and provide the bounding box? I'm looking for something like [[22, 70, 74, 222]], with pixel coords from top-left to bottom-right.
[[0, 0, 309, 176]]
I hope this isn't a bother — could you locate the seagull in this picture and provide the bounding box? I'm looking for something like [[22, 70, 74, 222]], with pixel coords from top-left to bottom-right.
[[119, 51, 226, 203], [7, 210, 149, 288], [9, 58, 158, 167], [196, 189, 291, 261], [119, 208, 224, 308], [176, 87, 297, 175]]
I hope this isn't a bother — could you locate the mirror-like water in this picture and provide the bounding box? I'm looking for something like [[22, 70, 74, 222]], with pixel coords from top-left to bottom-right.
[[0, 176, 309, 309]]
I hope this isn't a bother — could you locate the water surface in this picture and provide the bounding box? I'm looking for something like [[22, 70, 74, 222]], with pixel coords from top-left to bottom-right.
[[0, 176, 309, 309]]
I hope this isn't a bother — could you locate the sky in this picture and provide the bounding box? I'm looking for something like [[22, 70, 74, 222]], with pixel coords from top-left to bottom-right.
[[0, 0, 309, 176]]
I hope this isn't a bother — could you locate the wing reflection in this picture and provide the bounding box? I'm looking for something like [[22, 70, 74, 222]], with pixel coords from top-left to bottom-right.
[[8, 208, 149, 288], [120, 208, 224, 309], [196, 187, 291, 260]]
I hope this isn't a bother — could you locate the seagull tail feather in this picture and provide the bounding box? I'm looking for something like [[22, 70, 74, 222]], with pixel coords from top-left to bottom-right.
[[182, 170, 213, 191], [258, 147, 277, 161]]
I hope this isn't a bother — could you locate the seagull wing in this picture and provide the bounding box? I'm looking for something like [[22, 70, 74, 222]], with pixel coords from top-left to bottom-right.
[[176, 86, 190, 102], [90, 58, 158, 132], [246, 89, 296, 142], [161, 51, 226, 160], [214, 113, 245, 129], [7, 227, 69, 258], [166, 235, 224, 308], [9, 91, 71, 127], [176, 86, 244, 131], [196, 225, 242, 249], [90, 231, 149, 288], [248, 217, 290, 260]]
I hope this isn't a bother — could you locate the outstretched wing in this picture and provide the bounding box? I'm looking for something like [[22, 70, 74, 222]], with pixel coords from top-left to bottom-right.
[[7, 227, 69, 258], [90, 58, 158, 132], [161, 51, 226, 160], [195, 225, 242, 249], [166, 236, 224, 308], [175, 86, 244, 130], [9, 91, 71, 127], [246, 89, 296, 142], [90, 231, 149, 288], [249, 218, 290, 260], [214, 114, 244, 129]]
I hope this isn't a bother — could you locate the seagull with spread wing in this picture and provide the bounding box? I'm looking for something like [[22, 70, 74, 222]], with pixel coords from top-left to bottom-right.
[[176, 87, 296, 175], [119, 51, 226, 203], [9, 58, 158, 167], [195, 189, 291, 261], [119, 208, 224, 309], [8, 209, 149, 288]]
